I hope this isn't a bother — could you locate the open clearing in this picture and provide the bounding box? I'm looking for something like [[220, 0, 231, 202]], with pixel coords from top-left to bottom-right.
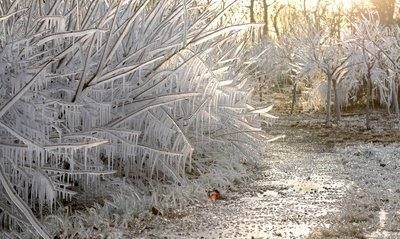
[[139, 113, 400, 239]]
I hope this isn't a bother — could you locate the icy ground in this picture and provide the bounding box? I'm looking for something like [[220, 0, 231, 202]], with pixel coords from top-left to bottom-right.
[[138, 114, 400, 239]]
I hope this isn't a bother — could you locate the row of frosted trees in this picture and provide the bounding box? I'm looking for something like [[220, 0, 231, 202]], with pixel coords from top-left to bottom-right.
[[0, 0, 269, 238], [255, 2, 400, 129]]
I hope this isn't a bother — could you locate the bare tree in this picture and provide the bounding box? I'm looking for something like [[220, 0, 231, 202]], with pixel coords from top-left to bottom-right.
[[262, 0, 278, 37]]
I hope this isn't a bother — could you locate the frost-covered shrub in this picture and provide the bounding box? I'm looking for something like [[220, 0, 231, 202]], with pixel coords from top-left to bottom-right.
[[0, 0, 266, 238]]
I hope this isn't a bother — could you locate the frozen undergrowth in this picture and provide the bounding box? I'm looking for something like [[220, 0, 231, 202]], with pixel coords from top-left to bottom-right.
[[0, 1, 268, 238], [340, 144, 400, 236], [312, 143, 400, 238]]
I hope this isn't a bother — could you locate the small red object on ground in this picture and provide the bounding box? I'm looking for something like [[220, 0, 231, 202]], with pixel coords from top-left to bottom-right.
[[208, 189, 220, 203]]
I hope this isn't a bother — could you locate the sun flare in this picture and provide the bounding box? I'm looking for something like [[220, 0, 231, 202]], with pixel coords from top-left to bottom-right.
[[303, 0, 363, 10]]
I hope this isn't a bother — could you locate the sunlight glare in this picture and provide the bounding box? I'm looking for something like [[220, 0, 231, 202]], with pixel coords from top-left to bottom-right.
[[306, 0, 356, 10]]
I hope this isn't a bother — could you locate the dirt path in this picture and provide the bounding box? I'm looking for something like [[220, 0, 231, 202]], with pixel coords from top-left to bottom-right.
[[140, 114, 400, 239]]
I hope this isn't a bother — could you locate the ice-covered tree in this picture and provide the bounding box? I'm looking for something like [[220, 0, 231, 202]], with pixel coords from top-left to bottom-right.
[[0, 1, 266, 238], [276, 32, 301, 114], [347, 17, 389, 129], [294, 27, 351, 126]]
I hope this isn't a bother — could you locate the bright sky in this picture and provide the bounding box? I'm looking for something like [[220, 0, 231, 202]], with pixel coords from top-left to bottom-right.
[[209, 0, 370, 24], [210, 0, 368, 10], [213, 0, 369, 12], [290, 0, 367, 10], [309, 0, 352, 8]]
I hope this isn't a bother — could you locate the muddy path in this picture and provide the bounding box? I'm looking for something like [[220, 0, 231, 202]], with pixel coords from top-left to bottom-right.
[[139, 113, 400, 239]]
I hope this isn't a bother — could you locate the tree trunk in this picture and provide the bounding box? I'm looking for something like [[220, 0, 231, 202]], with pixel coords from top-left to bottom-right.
[[250, 0, 256, 42], [250, 0, 255, 23], [259, 77, 263, 102], [314, 0, 322, 31], [332, 78, 341, 122], [326, 74, 332, 127], [273, 6, 283, 39], [262, 0, 269, 37], [290, 82, 297, 115], [392, 78, 399, 116], [366, 76, 372, 130]]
